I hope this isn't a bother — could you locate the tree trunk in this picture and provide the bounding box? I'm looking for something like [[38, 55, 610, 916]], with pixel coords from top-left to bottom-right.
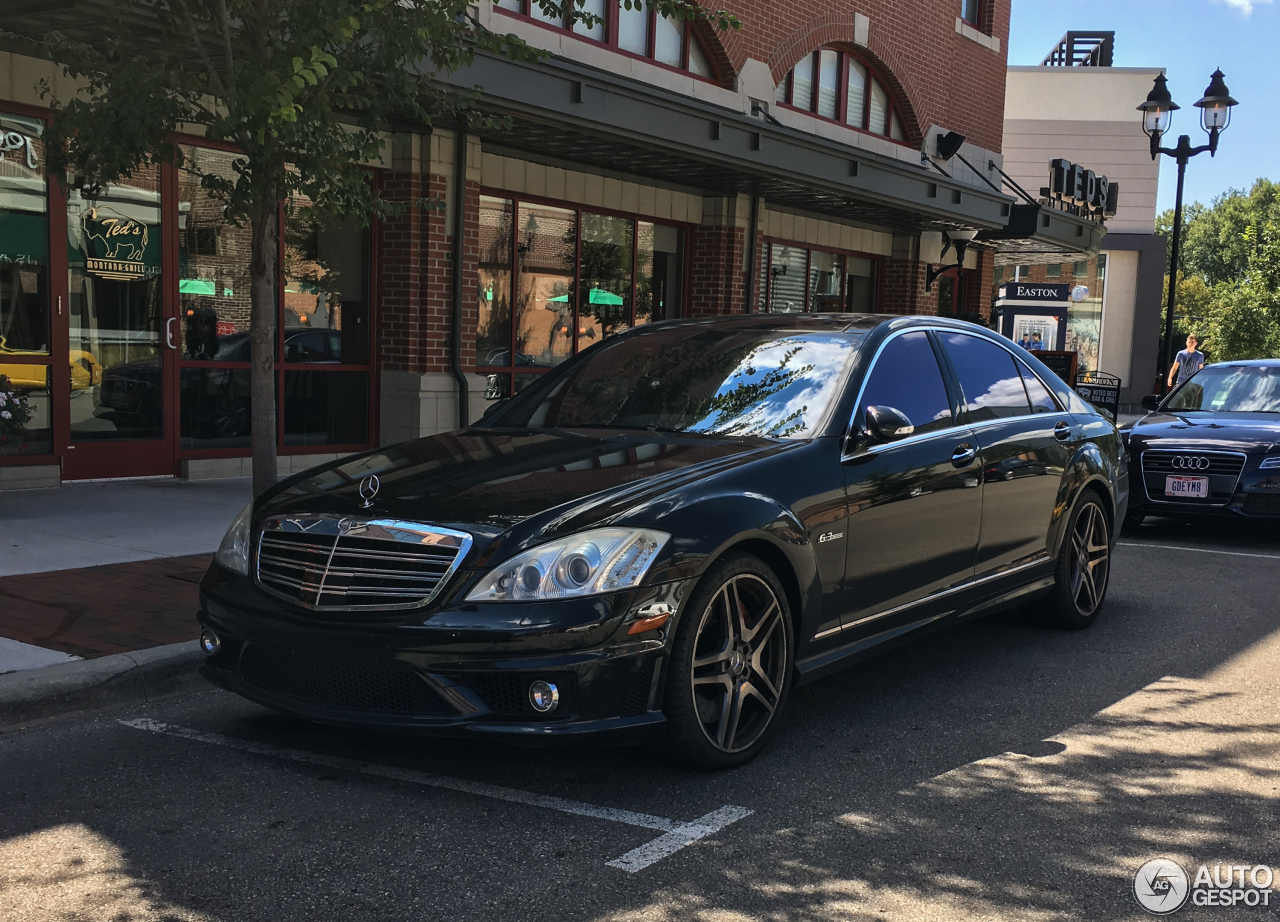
[[249, 199, 280, 496]]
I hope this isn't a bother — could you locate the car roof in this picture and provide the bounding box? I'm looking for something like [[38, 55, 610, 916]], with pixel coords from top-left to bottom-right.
[[1209, 359, 1280, 367], [635, 313, 985, 336]]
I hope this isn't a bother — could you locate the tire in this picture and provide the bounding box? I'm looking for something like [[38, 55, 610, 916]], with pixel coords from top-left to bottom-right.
[[1033, 492, 1113, 629], [662, 553, 794, 770]]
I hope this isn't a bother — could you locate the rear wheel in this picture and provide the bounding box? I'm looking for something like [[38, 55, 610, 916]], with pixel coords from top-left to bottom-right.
[[1033, 492, 1113, 629], [662, 554, 793, 769]]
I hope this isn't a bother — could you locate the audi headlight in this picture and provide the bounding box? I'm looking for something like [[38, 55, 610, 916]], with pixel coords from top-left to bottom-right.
[[215, 501, 254, 576], [1260, 455, 1280, 470], [466, 528, 670, 602]]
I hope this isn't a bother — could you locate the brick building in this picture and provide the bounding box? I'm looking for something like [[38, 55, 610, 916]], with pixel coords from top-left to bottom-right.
[[0, 0, 1106, 486]]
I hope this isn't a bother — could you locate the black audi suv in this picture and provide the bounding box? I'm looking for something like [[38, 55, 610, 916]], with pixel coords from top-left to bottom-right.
[[1126, 359, 1280, 522], [198, 314, 1127, 768]]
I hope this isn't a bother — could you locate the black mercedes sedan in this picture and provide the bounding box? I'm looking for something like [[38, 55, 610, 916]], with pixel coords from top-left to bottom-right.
[[198, 314, 1127, 768], [1126, 359, 1280, 523]]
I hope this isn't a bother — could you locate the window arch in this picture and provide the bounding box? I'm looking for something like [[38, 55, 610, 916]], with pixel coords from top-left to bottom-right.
[[773, 47, 910, 144], [495, 0, 720, 83]]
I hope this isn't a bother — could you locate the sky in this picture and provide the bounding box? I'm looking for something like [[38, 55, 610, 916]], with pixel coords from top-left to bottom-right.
[[1007, 0, 1278, 214]]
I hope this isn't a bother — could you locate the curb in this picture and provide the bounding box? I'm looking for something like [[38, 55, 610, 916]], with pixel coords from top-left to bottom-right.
[[0, 641, 210, 732]]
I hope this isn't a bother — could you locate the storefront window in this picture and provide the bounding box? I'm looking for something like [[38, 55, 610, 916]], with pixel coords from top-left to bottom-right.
[[517, 202, 576, 370], [67, 170, 165, 443], [283, 216, 371, 364], [278, 192, 373, 448], [768, 245, 807, 313], [762, 241, 878, 314], [0, 111, 52, 457], [178, 146, 254, 361], [636, 222, 681, 325], [1066, 255, 1106, 374], [477, 196, 514, 367], [478, 194, 684, 394]]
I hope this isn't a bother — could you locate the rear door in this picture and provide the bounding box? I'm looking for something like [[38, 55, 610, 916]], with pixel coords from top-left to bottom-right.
[[837, 330, 982, 636], [935, 332, 1077, 578]]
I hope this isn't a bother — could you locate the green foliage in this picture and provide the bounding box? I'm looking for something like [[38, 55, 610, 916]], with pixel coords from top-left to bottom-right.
[[1161, 178, 1280, 286], [1160, 178, 1280, 363], [1201, 283, 1280, 362]]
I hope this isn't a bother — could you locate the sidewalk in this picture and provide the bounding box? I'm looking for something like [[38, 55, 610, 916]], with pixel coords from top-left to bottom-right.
[[0, 477, 249, 676]]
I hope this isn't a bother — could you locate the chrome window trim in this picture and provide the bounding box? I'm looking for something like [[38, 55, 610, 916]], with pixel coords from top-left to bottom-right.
[[254, 514, 474, 611], [842, 327, 961, 460], [813, 554, 1051, 640], [843, 326, 1071, 461], [1138, 448, 1247, 507]]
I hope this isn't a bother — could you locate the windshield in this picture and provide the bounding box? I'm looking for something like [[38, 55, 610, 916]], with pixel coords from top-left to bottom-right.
[[1165, 365, 1280, 413], [485, 326, 860, 439]]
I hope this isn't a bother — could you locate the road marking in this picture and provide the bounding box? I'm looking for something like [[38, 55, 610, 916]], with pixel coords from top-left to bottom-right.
[[119, 718, 750, 872], [606, 805, 753, 872], [1117, 541, 1280, 561]]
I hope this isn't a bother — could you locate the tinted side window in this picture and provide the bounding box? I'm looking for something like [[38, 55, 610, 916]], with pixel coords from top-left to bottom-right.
[[859, 332, 954, 435], [1017, 359, 1060, 413], [941, 333, 1032, 422]]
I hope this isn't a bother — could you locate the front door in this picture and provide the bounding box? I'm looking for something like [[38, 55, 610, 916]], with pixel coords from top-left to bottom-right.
[[60, 171, 177, 480], [934, 331, 1077, 576], [840, 330, 982, 634]]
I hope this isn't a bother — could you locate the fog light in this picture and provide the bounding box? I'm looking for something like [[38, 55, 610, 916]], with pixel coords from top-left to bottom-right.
[[199, 629, 221, 657], [528, 680, 559, 713]]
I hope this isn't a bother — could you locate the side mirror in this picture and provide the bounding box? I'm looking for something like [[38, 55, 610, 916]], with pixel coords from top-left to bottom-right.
[[1140, 394, 1162, 412], [864, 405, 915, 443], [483, 373, 510, 401]]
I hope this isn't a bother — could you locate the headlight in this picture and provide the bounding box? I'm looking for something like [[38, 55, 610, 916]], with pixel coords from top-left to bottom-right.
[[465, 528, 670, 602], [1260, 456, 1280, 470], [215, 501, 254, 576]]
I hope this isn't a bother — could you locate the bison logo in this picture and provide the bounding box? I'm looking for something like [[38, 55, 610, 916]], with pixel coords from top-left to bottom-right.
[[82, 207, 150, 280]]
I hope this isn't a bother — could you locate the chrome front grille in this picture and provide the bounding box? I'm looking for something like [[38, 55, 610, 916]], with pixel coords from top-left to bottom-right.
[[255, 515, 472, 611]]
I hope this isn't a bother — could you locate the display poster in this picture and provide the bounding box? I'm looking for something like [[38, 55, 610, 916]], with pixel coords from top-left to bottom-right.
[[1011, 314, 1060, 352]]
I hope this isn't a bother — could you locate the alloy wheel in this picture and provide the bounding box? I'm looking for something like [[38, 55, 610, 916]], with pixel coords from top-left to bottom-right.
[[1069, 502, 1110, 615], [689, 573, 788, 754]]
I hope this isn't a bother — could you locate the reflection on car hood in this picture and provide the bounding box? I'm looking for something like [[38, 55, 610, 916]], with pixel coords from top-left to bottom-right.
[[262, 427, 795, 556], [1129, 412, 1280, 452]]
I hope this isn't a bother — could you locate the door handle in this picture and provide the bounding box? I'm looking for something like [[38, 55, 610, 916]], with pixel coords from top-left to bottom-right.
[[951, 444, 977, 468], [165, 317, 177, 350], [1054, 421, 1072, 442]]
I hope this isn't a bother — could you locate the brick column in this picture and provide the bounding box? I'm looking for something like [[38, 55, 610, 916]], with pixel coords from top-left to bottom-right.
[[881, 233, 931, 315], [378, 133, 426, 375], [687, 194, 748, 318]]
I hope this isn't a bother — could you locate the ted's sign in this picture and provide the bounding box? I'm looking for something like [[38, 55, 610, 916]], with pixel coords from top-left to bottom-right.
[[1047, 159, 1119, 220]]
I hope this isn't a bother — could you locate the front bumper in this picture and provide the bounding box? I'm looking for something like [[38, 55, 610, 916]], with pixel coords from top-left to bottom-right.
[[197, 565, 692, 743]]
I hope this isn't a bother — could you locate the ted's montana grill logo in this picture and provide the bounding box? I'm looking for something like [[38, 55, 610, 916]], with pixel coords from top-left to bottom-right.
[[82, 207, 149, 281]]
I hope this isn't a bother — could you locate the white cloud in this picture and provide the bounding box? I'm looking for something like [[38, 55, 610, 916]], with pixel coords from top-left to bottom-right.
[[1217, 0, 1273, 14]]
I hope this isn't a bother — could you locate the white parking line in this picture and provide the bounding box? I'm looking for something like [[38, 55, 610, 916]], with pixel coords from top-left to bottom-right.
[[119, 718, 751, 872], [1117, 541, 1280, 561]]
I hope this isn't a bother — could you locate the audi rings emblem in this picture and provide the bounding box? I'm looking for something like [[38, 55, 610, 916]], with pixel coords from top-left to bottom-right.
[[1171, 455, 1211, 471], [358, 473, 381, 507]]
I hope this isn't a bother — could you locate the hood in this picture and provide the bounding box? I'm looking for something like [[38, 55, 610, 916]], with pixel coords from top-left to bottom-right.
[[260, 427, 797, 556], [1129, 412, 1280, 453]]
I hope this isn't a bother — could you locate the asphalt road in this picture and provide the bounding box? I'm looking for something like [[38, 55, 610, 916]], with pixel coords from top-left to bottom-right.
[[2, 515, 1279, 922]]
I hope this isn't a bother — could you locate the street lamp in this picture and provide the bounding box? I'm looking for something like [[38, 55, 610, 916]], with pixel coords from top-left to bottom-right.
[[1139, 69, 1238, 390]]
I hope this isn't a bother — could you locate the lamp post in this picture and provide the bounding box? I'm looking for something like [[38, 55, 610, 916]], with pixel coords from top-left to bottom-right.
[[1139, 70, 1238, 390]]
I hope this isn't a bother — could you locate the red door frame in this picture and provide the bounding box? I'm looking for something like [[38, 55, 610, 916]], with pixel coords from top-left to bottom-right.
[[60, 164, 180, 480]]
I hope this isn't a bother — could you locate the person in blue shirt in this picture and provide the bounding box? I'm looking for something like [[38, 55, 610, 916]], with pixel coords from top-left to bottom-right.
[[1168, 333, 1205, 388], [1028, 333, 1045, 351], [1019, 334, 1032, 350]]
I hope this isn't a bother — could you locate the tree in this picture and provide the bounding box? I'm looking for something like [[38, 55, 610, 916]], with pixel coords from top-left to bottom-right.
[[1159, 178, 1280, 285], [23, 0, 735, 494]]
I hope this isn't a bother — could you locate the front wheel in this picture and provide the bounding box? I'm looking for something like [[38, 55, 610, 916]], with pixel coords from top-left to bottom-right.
[[1034, 492, 1113, 629], [662, 554, 794, 770]]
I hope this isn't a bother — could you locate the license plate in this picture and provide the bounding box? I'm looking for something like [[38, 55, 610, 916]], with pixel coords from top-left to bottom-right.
[[1166, 475, 1209, 500]]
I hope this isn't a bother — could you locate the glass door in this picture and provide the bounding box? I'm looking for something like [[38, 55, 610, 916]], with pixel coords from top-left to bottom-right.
[[61, 167, 176, 479]]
